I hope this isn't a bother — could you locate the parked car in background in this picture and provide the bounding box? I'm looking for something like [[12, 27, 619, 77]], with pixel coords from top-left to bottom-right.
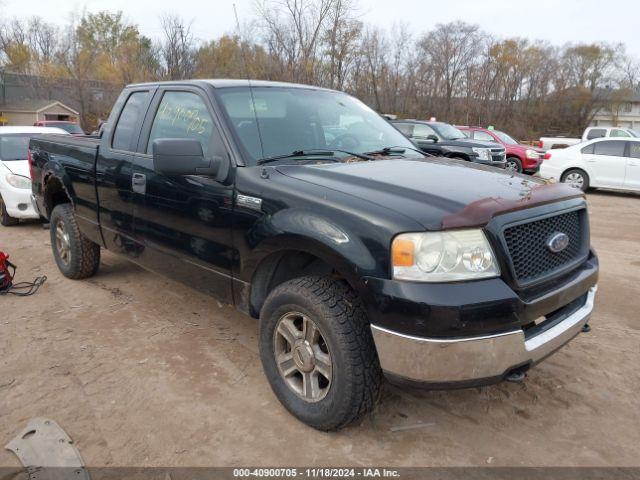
[[539, 137, 640, 192], [0, 126, 69, 225], [539, 126, 639, 150], [391, 120, 507, 168], [33, 120, 85, 135], [458, 126, 544, 174]]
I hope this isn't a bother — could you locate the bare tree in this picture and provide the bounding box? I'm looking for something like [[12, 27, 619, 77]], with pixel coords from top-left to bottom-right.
[[159, 15, 195, 80]]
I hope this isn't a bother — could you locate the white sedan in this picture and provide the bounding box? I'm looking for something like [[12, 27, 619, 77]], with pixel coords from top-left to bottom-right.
[[0, 126, 69, 226], [539, 137, 640, 193]]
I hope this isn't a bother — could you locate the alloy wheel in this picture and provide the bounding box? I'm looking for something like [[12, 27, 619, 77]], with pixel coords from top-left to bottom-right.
[[55, 219, 71, 265], [273, 312, 333, 402], [564, 172, 584, 189]]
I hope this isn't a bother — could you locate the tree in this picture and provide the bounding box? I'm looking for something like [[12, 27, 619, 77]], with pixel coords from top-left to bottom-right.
[[159, 15, 195, 80]]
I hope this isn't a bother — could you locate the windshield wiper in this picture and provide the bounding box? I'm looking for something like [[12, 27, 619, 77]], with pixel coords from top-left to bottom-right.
[[364, 146, 430, 157], [257, 149, 373, 165]]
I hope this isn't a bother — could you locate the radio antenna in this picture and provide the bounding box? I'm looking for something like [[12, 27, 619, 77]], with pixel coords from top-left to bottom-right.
[[233, 3, 265, 159]]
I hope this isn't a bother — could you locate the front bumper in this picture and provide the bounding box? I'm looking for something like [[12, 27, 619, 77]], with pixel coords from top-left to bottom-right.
[[371, 286, 596, 387], [0, 184, 39, 219]]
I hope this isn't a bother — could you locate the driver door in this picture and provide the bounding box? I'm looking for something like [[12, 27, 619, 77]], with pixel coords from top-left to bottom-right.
[[131, 87, 235, 303]]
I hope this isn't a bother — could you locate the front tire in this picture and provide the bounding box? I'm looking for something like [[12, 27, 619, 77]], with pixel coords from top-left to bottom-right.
[[505, 157, 523, 173], [0, 195, 19, 226], [50, 203, 101, 279], [259, 276, 382, 430], [561, 168, 590, 192]]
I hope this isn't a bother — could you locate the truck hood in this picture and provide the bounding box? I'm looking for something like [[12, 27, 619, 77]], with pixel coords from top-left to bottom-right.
[[0, 159, 30, 177], [441, 138, 502, 149], [276, 158, 582, 229]]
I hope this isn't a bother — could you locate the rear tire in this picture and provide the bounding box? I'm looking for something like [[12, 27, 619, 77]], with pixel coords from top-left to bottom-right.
[[259, 276, 382, 430], [0, 195, 19, 226], [50, 203, 101, 279], [561, 168, 590, 192]]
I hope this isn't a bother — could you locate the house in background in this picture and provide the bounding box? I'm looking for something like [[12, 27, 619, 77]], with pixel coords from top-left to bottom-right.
[[0, 99, 79, 126], [590, 89, 640, 130]]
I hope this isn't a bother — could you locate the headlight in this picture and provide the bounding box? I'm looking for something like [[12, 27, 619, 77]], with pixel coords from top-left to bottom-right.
[[525, 149, 540, 159], [391, 230, 500, 282], [5, 173, 31, 189], [471, 147, 491, 161]]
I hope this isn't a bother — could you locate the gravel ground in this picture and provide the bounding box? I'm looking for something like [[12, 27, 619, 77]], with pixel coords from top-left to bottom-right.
[[0, 190, 638, 467]]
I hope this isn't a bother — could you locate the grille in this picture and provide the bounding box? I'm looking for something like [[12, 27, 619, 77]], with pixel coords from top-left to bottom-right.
[[490, 148, 505, 162], [503, 210, 585, 285]]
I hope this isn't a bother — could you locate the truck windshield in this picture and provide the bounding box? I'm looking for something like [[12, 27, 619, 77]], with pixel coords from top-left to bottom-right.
[[215, 87, 421, 165], [0, 134, 30, 161]]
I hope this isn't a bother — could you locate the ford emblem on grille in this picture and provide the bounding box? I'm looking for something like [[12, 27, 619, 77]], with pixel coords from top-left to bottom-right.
[[546, 232, 570, 253]]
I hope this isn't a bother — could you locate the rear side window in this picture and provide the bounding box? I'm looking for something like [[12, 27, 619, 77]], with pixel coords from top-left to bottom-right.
[[581, 144, 595, 154], [628, 142, 640, 159], [586, 128, 606, 140], [593, 140, 625, 157], [112, 91, 150, 151], [146, 91, 216, 156]]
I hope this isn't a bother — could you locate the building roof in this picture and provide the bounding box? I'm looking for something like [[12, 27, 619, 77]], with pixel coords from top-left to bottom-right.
[[0, 99, 79, 115]]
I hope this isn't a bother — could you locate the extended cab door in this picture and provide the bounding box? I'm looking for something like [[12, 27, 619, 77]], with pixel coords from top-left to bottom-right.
[[96, 87, 156, 255], [624, 141, 640, 191], [584, 140, 627, 188], [130, 86, 235, 303]]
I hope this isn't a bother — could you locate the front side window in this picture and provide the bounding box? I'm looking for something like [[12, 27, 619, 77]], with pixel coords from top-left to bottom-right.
[[593, 140, 625, 157], [147, 91, 216, 156], [112, 91, 150, 151], [586, 128, 606, 140], [412, 124, 437, 139], [393, 123, 414, 137], [215, 87, 419, 165]]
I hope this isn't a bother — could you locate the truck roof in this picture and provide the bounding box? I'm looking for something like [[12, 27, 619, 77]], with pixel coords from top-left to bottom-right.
[[126, 79, 336, 92]]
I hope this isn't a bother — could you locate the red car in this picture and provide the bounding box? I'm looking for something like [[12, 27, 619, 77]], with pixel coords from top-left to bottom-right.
[[33, 121, 84, 135], [457, 126, 544, 174]]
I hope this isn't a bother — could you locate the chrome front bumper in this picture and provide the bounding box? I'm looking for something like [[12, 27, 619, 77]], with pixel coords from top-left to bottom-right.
[[371, 286, 597, 386]]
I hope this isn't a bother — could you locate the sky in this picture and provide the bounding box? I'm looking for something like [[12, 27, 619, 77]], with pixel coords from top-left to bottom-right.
[[2, 0, 640, 58]]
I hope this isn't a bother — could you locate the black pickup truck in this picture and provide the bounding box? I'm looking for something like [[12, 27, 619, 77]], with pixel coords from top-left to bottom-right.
[[30, 80, 598, 430]]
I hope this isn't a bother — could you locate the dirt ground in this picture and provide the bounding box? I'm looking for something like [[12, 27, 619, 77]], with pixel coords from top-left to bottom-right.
[[0, 190, 639, 468]]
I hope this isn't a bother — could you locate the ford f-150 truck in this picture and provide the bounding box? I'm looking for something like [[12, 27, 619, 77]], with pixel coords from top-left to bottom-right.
[[29, 80, 599, 431]]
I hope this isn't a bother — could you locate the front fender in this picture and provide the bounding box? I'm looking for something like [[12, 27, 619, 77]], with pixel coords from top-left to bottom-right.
[[240, 207, 384, 286]]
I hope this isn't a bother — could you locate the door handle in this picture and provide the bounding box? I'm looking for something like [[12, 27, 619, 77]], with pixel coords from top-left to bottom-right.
[[132, 173, 146, 194]]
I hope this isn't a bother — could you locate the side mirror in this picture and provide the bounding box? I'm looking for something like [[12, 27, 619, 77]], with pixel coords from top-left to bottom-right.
[[426, 135, 439, 143], [152, 138, 220, 176]]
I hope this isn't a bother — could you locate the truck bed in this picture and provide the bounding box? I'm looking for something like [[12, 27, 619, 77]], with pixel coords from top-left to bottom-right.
[[30, 134, 102, 241]]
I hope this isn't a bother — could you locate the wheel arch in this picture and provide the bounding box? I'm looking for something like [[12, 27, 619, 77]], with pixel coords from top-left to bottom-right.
[[241, 233, 375, 318]]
